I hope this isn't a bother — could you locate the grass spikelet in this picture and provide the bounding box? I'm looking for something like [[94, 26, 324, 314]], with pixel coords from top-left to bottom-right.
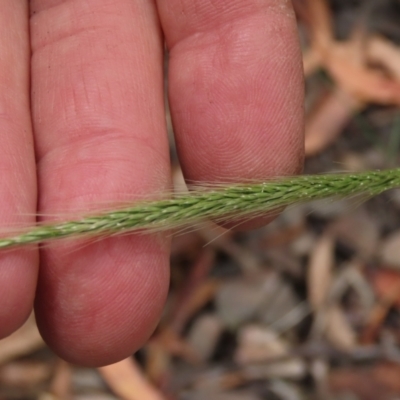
[[0, 168, 399, 249]]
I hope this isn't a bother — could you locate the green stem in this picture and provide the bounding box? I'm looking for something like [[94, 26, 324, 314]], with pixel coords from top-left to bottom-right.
[[1, 168, 400, 249]]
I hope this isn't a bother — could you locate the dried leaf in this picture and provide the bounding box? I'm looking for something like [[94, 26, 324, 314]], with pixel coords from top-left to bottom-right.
[[187, 314, 224, 362], [326, 43, 400, 105], [305, 88, 363, 156], [216, 272, 280, 328], [99, 357, 166, 400], [329, 209, 380, 259], [307, 234, 335, 310], [48, 360, 72, 399], [307, 0, 334, 49], [235, 325, 288, 365], [379, 230, 400, 269], [368, 36, 400, 81], [325, 306, 357, 351]]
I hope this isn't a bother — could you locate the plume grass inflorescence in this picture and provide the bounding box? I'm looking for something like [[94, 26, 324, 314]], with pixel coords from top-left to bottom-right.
[[1, 168, 400, 249]]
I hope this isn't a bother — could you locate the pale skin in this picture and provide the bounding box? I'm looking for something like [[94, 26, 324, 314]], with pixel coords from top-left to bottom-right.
[[0, 0, 304, 366]]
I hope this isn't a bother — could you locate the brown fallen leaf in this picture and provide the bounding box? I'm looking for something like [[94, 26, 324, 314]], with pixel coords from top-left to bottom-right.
[[325, 306, 357, 351], [144, 338, 171, 391], [47, 359, 72, 399], [186, 313, 224, 362], [306, 0, 335, 50], [301, 0, 400, 155], [368, 36, 400, 81], [303, 0, 400, 105], [234, 325, 289, 365], [329, 209, 380, 259], [379, 230, 400, 269], [307, 234, 335, 310], [215, 272, 280, 328], [99, 357, 166, 400], [305, 88, 364, 156], [319, 34, 400, 106]]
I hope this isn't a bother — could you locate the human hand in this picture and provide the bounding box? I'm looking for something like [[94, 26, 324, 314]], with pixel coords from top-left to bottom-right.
[[0, 0, 304, 366]]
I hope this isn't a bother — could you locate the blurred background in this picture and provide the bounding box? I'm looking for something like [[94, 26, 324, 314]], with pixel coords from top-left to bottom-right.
[[3, 0, 400, 399]]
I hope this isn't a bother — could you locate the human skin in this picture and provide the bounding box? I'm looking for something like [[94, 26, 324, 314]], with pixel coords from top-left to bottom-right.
[[0, 0, 304, 366]]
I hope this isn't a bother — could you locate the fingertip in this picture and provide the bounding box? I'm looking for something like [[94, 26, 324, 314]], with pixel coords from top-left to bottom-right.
[[161, 0, 304, 183], [0, 251, 39, 338], [35, 235, 170, 367]]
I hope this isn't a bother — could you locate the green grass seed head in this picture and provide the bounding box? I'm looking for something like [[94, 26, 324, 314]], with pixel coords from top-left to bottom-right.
[[0, 168, 399, 249]]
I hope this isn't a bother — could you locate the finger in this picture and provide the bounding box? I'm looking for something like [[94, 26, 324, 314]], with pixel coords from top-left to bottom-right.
[[0, 1, 38, 338], [158, 0, 304, 227], [30, 0, 170, 366]]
